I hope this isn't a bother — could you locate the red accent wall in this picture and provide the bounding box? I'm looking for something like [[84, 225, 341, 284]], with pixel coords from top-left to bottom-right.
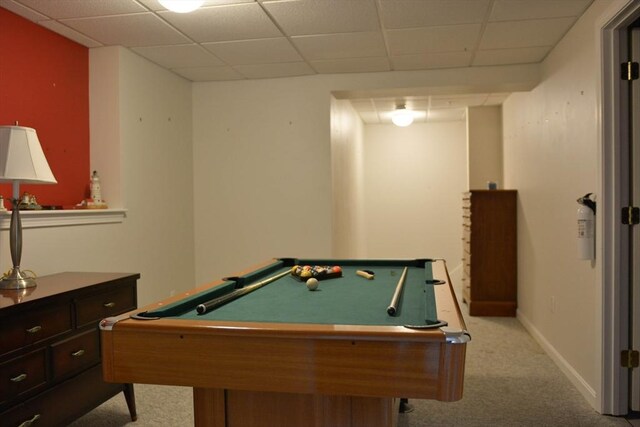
[[0, 7, 89, 206]]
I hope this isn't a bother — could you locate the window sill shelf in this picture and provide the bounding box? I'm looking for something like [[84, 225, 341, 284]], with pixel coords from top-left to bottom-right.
[[0, 209, 127, 230]]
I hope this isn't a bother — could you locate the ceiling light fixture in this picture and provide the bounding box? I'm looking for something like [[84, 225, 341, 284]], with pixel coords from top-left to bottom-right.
[[158, 0, 204, 13], [391, 104, 414, 127]]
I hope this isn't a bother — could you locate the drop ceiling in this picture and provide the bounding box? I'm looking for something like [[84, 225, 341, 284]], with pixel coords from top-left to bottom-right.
[[0, 0, 594, 124]]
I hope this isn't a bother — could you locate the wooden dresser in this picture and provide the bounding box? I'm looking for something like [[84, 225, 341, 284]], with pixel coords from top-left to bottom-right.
[[0, 272, 139, 426], [462, 190, 517, 316]]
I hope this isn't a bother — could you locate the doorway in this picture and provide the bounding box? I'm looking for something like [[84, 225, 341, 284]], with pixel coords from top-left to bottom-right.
[[629, 19, 640, 414], [602, 0, 640, 416]]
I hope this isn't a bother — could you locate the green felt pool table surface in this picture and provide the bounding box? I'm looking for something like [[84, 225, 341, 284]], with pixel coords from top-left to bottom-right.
[[142, 258, 442, 328]]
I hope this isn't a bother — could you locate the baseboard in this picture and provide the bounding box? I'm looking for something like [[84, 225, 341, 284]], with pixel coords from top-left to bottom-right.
[[517, 309, 598, 410]]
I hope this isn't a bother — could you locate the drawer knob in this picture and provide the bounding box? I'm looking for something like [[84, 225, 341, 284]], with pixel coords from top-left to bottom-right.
[[19, 414, 41, 427], [26, 325, 42, 334], [10, 373, 27, 382], [71, 349, 85, 357], [103, 302, 116, 308]]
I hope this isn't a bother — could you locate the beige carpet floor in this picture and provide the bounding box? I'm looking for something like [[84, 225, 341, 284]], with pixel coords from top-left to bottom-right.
[[70, 298, 632, 427]]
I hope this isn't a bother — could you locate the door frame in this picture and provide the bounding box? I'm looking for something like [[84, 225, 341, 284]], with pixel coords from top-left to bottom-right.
[[600, 0, 640, 416]]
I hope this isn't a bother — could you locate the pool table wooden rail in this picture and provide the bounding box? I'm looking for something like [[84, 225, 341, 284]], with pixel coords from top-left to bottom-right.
[[101, 259, 467, 341]]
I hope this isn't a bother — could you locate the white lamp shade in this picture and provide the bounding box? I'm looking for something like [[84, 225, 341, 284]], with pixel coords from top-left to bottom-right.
[[0, 126, 57, 184], [158, 0, 204, 13], [391, 108, 414, 127]]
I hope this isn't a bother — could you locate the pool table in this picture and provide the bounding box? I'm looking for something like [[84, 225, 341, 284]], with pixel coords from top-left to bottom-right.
[[100, 258, 469, 427]]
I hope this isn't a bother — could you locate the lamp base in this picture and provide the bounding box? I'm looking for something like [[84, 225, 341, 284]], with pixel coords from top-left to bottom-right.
[[0, 268, 37, 290]]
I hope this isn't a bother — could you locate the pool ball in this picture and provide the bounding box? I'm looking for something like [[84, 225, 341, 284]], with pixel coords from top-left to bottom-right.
[[306, 278, 319, 291]]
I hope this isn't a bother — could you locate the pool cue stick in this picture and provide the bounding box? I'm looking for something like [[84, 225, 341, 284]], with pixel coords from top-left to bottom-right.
[[196, 269, 291, 315], [387, 267, 408, 316]]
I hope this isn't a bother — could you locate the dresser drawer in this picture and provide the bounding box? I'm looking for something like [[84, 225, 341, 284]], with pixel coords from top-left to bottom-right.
[[51, 329, 100, 381], [462, 212, 471, 226], [0, 349, 47, 405], [75, 284, 136, 328], [463, 238, 471, 255], [0, 304, 72, 357], [462, 224, 470, 242], [1, 364, 125, 427]]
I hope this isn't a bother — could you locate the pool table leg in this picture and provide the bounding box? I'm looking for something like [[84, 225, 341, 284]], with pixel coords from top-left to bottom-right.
[[192, 388, 398, 427], [193, 388, 226, 427]]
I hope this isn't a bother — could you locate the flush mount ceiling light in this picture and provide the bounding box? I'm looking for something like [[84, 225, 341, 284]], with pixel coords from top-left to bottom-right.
[[391, 104, 414, 127], [159, 0, 204, 13]]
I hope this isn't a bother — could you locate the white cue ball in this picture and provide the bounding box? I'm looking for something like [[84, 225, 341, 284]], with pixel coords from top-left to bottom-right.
[[306, 278, 319, 291]]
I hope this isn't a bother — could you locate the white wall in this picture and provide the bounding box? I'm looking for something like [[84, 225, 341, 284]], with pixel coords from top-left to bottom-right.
[[0, 46, 195, 307], [192, 66, 538, 283], [502, 0, 613, 409], [362, 122, 466, 270], [329, 102, 466, 278], [467, 106, 503, 190], [330, 97, 366, 258], [192, 77, 334, 284]]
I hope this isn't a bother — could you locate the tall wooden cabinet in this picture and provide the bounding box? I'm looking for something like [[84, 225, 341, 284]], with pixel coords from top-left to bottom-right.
[[0, 272, 139, 426], [462, 190, 517, 316]]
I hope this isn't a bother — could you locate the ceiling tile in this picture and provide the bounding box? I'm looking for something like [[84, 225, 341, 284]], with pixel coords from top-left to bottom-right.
[[292, 32, 386, 61], [379, 0, 491, 29], [373, 98, 401, 111], [479, 17, 576, 50], [360, 111, 381, 124], [0, 0, 49, 21], [386, 24, 482, 55], [311, 57, 390, 74], [159, 3, 282, 43], [60, 13, 191, 47], [489, 0, 592, 22], [2, 0, 595, 83], [430, 94, 488, 108], [38, 20, 102, 47], [406, 99, 430, 110], [392, 51, 472, 70], [16, 0, 146, 19], [349, 100, 376, 112], [203, 38, 302, 65], [172, 65, 244, 81], [427, 108, 466, 122], [132, 44, 225, 68], [473, 46, 549, 66], [262, 0, 380, 36], [233, 61, 315, 79]]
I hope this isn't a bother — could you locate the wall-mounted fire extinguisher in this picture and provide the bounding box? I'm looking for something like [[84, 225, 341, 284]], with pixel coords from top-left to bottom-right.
[[577, 193, 596, 260]]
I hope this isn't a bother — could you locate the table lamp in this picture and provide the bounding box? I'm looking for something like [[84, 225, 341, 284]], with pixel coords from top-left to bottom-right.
[[0, 125, 57, 289]]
